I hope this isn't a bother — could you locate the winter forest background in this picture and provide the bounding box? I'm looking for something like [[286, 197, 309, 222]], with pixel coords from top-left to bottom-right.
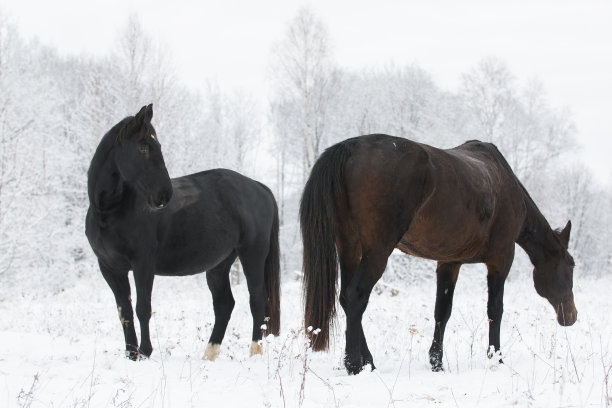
[[0, 8, 609, 290], [2, 4, 612, 407]]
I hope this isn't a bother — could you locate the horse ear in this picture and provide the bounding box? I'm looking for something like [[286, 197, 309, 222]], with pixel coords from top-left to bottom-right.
[[134, 105, 148, 125], [559, 220, 571, 249], [144, 104, 153, 124]]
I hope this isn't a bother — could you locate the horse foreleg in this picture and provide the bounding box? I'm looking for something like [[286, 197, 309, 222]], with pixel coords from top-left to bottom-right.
[[134, 269, 155, 358], [428, 262, 461, 372], [485, 250, 513, 362], [203, 252, 237, 361], [99, 262, 139, 360]]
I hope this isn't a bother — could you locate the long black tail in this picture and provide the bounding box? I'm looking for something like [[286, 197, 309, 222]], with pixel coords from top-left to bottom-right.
[[264, 196, 281, 336], [300, 142, 351, 351]]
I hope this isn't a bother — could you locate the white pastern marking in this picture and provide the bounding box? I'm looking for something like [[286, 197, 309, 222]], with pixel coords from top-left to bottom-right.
[[249, 341, 263, 357], [202, 343, 221, 361]]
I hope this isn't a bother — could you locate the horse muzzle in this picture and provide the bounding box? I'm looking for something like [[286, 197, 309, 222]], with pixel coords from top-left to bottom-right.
[[556, 300, 577, 326]]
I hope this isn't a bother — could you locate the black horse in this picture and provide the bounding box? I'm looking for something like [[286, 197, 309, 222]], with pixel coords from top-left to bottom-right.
[[86, 105, 280, 360], [301, 134, 576, 375]]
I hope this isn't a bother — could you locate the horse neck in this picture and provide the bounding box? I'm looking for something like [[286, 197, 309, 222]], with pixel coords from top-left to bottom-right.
[[516, 189, 560, 267], [87, 136, 124, 214]]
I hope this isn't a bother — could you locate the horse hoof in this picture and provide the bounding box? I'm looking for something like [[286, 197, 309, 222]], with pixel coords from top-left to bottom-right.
[[430, 356, 444, 372], [345, 363, 362, 375], [249, 341, 263, 357], [366, 360, 376, 371], [138, 347, 152, 359], [126, 350, 139, 361], [203, 343, 221, 361], [344, 355, 371, 375], [429, 349, 444, 372]]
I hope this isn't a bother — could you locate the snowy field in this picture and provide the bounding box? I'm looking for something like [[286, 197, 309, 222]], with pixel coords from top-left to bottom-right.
[[1, 264, 611, 408]]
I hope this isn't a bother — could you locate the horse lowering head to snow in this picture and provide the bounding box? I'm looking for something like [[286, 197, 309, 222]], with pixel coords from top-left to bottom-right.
[[300, 134, 576, 375]]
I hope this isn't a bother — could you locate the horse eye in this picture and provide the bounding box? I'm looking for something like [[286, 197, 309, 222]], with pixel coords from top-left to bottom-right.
[[138, 144, 149, 155]]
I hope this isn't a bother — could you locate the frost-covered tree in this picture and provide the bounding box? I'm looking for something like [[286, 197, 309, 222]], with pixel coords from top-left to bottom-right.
[[0, 14, 24, 273], [460, 58, 575, 185], [328, 65, 448, 146], [194, 84, 259, 176], [225, 90, 259, 174], [116, 14, 151, 113], [270, 7, 340, 181], [545, 164, 612, 275]]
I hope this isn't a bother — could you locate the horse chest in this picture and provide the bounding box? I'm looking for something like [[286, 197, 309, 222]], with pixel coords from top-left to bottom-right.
[[86, 212, 144, 266], [93, 227, 130, 260]]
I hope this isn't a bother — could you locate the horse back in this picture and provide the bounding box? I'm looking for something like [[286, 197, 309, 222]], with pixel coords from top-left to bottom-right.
[[400, 140, 526, 261], [338, 135, 526, 263]]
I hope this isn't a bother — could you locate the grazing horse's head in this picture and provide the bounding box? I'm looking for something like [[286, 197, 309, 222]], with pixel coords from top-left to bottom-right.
[[533, 221, 577, 326], [115, 104, 173, 210]]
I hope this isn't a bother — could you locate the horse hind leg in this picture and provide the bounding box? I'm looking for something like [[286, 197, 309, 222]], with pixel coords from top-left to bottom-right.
[[428, 262, 461, 372], [99, 262, 139, 360], [337, 234, 376, 370], [238, 245, 268, 357], [343, 248, 390, 375], [203, 251, 238, 361]]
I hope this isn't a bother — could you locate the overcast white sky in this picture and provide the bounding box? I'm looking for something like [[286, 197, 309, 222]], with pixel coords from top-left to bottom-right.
[[3, 0, 611, 181]]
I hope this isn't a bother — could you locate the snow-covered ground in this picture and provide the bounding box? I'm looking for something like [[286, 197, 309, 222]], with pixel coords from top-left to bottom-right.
[[1, 265, 610, 407]]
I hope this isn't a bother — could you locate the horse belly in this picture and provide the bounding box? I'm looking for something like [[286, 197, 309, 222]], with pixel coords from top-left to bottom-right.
[[154, 201, 240, 276], [397, 211, 489, 262], [155, 224, 238, 276], [155, 240, 235, 276]]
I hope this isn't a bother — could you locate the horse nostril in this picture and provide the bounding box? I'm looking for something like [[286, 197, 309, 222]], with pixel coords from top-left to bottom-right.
[[151, 193, 169, 209]]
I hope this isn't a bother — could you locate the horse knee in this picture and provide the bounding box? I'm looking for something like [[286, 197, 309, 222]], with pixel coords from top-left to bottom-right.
[[135, 303, 151, 322]]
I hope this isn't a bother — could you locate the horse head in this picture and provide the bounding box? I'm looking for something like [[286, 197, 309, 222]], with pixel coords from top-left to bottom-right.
[[532, 221, 577, 326], [115, 104, 173, 210]]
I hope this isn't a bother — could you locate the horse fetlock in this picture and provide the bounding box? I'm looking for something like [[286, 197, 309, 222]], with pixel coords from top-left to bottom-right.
[[138, 343, 153, 358]]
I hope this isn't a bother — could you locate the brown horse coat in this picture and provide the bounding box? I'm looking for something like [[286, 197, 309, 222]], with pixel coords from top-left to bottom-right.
[[301, 134, 576, 374]]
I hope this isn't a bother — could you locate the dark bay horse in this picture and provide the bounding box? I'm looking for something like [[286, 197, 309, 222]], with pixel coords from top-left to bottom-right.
[[86, 105, 280, 360], [301, 134, 576, 374]]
